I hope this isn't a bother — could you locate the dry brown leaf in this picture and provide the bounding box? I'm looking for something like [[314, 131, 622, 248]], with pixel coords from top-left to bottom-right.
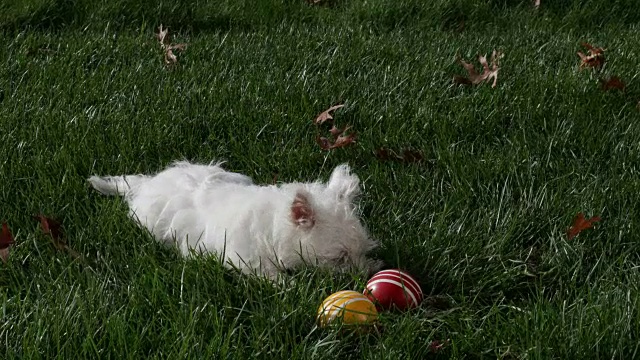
[[316, 131, 356, 151], [577, 42, 605, 70], [401, 149, 424, 163], [316, 136, 332, 150], [0, 222, 14, 264], [600, 76, 625, 91], [164, 44, 187, 65], [155, 24, 170, 46], [34, 215, 65, 250], [329, 125, 351, 138], [331, 132, 357, 149], [375, 147, 394, 161], [429, 339, 451, 353], [314, 104, 345, 125], [313, 103, 355, 151], [329, 126, 342, 137], [164, 49, 178, 65], [155, 25, 187, 66], [34, 215, 81, 259], [168, 43, 187, 51], [567, 213, 601, 240], [455, 50, 502, 88], [452, 74, 473, 86]]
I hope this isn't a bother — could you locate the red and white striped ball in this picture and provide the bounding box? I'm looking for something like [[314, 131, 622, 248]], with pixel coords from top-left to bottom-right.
[[364, 269, 423, 311]]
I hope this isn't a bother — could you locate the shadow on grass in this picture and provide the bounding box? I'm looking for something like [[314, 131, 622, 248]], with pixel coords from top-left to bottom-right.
[[0, 0, 311, 33], [2, 0, 640, 34]]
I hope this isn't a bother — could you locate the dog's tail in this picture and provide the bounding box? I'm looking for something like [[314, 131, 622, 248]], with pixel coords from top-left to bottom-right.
[[88, 175, 149, 196]]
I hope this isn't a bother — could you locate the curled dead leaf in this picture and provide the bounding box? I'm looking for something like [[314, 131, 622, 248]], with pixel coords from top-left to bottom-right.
[[577, 42, 605, 70], [453, 74, 473, 86], [0, 222, 14, 264], [314, 104, 344, 125], [329, 125, 351, 138], [429, 339, 451, 353], [33, 215, 81, 259], [168, 43, 187, 51], [313, 103, 356, 151], [455, 50, 502, 88], [164, 49, 178, 65], [599, 76, 625, 91], [316, 136, 332, 150], [567, 212, 601, 240], [155, 25, 187, 66], [332, 132, 357, 149], [155, 24, 170, 46], [316, 132, 356, 151], [34, 215, 65, 250]]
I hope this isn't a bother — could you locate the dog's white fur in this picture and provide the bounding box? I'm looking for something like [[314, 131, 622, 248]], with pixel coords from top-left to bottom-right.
[[88, 161, 380, 278]]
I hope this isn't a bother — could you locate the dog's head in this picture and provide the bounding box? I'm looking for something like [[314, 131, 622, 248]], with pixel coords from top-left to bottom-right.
[[286, 164, 381, 274]]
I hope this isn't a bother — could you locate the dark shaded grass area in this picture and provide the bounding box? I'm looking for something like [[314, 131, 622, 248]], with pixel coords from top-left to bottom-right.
[[3, 0, 640, 33]]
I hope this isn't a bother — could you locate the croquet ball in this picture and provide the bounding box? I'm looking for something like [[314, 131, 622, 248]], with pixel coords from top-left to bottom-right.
[[364, 269, 423, 311], [317, 290, 379, 328]]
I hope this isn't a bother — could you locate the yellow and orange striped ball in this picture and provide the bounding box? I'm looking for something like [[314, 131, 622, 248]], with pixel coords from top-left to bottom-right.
[[316, 290, 379, 328]]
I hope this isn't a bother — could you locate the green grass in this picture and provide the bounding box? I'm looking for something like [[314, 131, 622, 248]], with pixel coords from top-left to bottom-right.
[[2, 0, 640, 358]]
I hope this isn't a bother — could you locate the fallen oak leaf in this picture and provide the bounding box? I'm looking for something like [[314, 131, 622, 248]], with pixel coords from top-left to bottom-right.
[[331, 132, 357, 149], [164, 48, 178, 65], [582, 42, 605, 55], [316, 132, 357, 151], [33, 215, 81, 259], [429, 339, 451, 353], [577, 42, 605, 70], [0, 222, 14, 264], [34, 215, 64, 250], [600, 76, 625, 91], [164, 43, 188, 65], [155, 25, 187, 66], [457, 57, 480, 83], [401, 148, 424, 163], [155, 24, 170, 46], [487, 50, 502, 88], [316, 135, 332, 150], [314, 104, 344, 125], [313, 103, 356, 151], [455, 50, 503, 88], [329, 124, 351, 138], [452, 74, 473, 86], [567, 212, 601, 240], [375, 147, 395, 161], [168, 43, 187, 51]]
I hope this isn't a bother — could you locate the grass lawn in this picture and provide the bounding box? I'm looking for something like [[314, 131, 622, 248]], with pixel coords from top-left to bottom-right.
[[2, 0, 640, 358]]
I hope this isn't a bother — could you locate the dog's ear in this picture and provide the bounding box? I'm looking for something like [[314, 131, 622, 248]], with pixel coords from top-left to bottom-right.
[[291, 191, 315, 228], [327, 164, 360, 202]]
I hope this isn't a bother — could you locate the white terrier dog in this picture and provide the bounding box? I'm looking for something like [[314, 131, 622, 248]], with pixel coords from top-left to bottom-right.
[[88, 161, 380, 279]]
